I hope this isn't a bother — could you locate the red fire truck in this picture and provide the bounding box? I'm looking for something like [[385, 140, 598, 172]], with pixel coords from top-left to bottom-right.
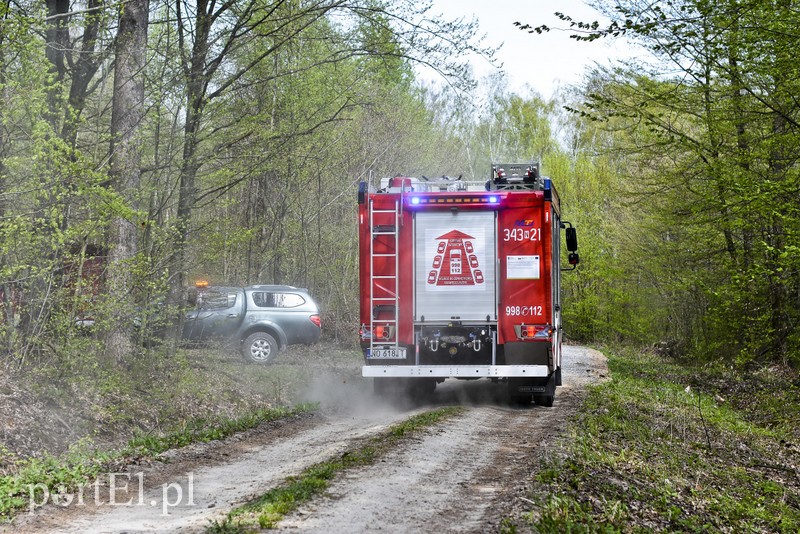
[[358, 163, 579, 406]]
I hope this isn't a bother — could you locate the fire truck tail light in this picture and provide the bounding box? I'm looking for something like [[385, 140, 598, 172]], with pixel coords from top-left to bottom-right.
[[373, 325, 395, 340], [523, 326, 536, 338], [514, 324, 552, 340]]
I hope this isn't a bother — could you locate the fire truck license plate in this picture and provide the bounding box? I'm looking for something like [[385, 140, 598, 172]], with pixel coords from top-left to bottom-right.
[[368, 348, 407, 359]]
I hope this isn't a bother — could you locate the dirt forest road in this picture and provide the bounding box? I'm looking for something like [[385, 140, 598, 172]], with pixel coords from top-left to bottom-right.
[[10, 346, 607, 533]]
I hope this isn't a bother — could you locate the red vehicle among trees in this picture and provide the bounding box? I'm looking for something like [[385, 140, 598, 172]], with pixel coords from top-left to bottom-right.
[[358, 164, 579, 405]]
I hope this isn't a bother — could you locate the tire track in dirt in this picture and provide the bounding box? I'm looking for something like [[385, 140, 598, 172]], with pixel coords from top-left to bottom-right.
[[8, 404, 425, 533], [278, 406, 527, 532], [276, 345, 607, 532]]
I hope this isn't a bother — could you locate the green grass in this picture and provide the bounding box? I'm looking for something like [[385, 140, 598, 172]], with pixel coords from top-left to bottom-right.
[[520, 348, 800, 533], [208, 406, 465, 532], [0, 404, 314, 521], [126, 404, 313, 454]]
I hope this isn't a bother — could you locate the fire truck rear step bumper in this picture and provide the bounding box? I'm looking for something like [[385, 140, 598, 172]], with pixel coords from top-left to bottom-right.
[[362, 365, 550, 378]]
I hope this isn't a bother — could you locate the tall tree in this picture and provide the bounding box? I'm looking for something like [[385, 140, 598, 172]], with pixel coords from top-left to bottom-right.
[[105, 0, 149, 362], [0, 0, 495, 359]]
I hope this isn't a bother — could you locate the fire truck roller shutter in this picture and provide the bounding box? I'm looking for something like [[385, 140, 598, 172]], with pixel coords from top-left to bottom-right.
[[414, 211, 497, 322]]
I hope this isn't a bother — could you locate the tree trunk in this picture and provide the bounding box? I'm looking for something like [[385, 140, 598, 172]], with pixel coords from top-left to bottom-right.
[[105, 0, 149, 364], [44, 0, 69, 130], [60, 0, 105, 150], [168, 0, 212, 317]]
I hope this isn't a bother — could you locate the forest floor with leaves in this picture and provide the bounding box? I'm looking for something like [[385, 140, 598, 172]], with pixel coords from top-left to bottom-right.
[[511, 348, 800, 532], [0, 341, 357, 472]]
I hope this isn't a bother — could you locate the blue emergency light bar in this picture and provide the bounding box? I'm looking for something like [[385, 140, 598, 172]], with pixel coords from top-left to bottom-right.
[[405, 195, 501, 207]]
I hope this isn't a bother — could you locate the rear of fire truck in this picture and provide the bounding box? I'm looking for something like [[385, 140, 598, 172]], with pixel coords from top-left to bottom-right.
[[357, 163, 579, 406]]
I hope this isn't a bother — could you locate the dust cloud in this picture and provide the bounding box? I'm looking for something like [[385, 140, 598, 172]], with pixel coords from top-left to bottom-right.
[[295, 372, 416, 419]]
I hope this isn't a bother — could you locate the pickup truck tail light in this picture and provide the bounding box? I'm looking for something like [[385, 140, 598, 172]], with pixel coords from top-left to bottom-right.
[[310, 314, 322, 328]]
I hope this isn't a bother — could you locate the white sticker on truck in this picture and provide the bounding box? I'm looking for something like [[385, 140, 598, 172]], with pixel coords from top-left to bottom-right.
[[507, 255, 540, 279], [425, 228, 486, 290]]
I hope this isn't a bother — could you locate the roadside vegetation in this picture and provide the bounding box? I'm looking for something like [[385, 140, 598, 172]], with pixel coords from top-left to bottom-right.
[[0, 343, 360, 522], [518, 347, 800, 532], [0, 400, 314, 521]]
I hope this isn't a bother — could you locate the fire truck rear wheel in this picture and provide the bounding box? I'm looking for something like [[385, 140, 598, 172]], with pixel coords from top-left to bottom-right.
[[509, 394, 532, 405], [373, 378, 435, 400], [534, 395, 554, 407], [373, 377, 400, 397], [409, 378, 436, 398], [242, 332, 278, 364]]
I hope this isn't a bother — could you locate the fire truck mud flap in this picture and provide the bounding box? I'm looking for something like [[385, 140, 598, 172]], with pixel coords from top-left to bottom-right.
[[508, 372, 557, 407]]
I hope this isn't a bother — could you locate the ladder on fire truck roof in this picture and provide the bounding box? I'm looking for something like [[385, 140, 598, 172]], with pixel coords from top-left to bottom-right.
[[369, 197, 400, 357]]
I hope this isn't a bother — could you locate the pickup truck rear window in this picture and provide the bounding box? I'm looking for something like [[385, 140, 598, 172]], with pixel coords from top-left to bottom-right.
[[252, 292, 305, 308]]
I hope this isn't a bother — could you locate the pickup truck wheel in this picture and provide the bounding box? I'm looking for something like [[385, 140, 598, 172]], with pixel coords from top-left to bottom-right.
[[243, 332, 278, 364], [534, 395, 554, 407]]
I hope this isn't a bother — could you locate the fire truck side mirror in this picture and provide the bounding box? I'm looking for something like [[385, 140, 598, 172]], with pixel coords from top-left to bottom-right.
[[568, 252, 580, 266], [565, 227, 578, 252]]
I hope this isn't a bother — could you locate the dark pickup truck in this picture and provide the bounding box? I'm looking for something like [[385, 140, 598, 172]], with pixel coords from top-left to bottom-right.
[[183, 285, 322, 363]]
